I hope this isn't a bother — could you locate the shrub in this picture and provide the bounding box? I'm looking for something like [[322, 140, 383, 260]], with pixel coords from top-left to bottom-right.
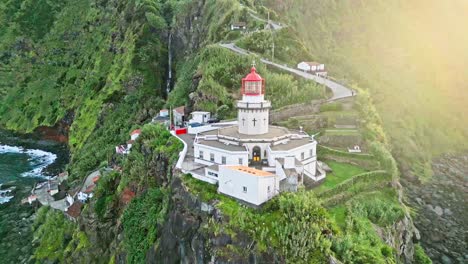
[[320, 102, 343, 112], [414, 244, 432, 264], [122, 188, 170, 263]]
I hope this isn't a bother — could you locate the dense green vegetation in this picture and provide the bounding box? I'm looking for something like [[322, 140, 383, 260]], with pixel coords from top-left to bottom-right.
[[0, 0, 183, 180], [183, 174, 400, 263], [122, 188, 169, 263], [236, 28, 311, 65], [90, 123, 182, 262], [183, 175, 334, 263], [265, 0, 468, 179], [32, 207, 90, 263], [0, 0, 437, 262], [168, 45, 326, 118]]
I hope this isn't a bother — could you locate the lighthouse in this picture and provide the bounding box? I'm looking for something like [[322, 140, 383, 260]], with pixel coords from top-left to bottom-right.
[[191, 65, 326, 206], [237, 66, 271, 135]]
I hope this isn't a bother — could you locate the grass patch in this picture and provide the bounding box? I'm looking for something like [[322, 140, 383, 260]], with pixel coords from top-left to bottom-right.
[[314, 161, 367, 193], [328, 205, 347, 230], [324, 129, 360, 136]]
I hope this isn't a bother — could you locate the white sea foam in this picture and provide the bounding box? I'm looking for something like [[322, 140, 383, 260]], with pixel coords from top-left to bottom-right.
[[0, 144, 57, 178], [0, 184, 14, 204]]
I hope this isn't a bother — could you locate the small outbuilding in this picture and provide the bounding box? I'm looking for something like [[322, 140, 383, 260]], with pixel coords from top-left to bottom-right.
[[159, 109, 169, 117], [230, 22, 247, 31], [130, 129, 141, 141], [190, 111, 211, 124], [218, 165, 279, 206], [297, 61, 326, 74], [173, 106, 185, 127]]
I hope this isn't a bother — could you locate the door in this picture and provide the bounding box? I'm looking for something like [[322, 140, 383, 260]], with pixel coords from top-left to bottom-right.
[[252, 146, 261, 162]]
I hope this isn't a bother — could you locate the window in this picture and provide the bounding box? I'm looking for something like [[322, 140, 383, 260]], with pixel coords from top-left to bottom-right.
[[243, 186, 247, 193], [199, 151, 203, 159], [221, 156, 226, 164], [245, 81, 261, 94], [210, 153, 215, 162], [238, 158, 243, 165], [309, 149, 313, 157], [301, 152, 305, 160], [208, 171, 218, 177], [267, 186, 271, 193]]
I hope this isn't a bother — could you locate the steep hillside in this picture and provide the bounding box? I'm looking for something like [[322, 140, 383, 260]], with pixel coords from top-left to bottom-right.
[[0, 0, 176, 178], [265, 0, 468, 179], [0, 0, 443, 263]]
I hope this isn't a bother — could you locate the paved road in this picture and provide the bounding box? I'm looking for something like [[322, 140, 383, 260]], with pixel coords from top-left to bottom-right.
[[219, 43, 354, 101], [249, 13, 284, 30]]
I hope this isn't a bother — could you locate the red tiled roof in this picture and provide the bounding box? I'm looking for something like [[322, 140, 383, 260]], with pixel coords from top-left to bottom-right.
[[243, 67, 263, 81], [174, 106, 185, 115], [84, 184, 96, 193], [92, 176, 100, 183], [66, 201, 83, 218], [130, 129, 141, 136], [121, 187, 136, 205]]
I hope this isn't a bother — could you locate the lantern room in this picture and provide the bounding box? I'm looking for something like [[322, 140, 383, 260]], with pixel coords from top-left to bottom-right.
[[241, 67, 265, 96]]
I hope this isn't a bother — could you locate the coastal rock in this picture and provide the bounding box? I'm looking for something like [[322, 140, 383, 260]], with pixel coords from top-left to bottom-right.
[[444, 208, 453, 216], [433, 206, 443, 216], [403, 153, 468, 262], [441, 254, 452, 264]]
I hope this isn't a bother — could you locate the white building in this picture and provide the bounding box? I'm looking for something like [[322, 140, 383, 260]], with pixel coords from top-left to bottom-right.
[[218, 166, 279, 206], [190, 67, 326, 205], [189, 111, 211, 124], [230, 22, 246, 31], [159, 109, 169, 117], [130, 129, 141, 141], [173, 106, 185, 127], [297, 61, 326, 74]]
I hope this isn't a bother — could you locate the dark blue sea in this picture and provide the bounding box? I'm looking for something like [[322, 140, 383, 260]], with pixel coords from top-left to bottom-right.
[[0, 144, 60, 263]]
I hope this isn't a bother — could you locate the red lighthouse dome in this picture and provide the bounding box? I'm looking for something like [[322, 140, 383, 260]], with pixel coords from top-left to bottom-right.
[[241, 67, 265, 95]]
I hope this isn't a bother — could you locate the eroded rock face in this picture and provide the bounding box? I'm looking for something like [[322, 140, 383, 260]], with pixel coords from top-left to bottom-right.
[[404, 153, 468, 264], [146, 175, 279, 264]]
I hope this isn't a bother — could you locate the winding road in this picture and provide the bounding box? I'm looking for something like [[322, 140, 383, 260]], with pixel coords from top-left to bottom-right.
[[219, 43, 354, 101]]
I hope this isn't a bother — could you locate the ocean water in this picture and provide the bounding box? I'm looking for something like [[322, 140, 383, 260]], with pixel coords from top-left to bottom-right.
[[0, 144, 58, 263]]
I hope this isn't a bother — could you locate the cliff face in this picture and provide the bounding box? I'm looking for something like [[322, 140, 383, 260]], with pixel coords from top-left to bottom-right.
[[2, 0, 433, 263], [147, 175, 279, 264]]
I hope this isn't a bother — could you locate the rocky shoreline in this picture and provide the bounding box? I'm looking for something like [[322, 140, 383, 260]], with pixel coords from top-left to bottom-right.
[[0, 129, 69, 263], [404, 153, 468, 264]]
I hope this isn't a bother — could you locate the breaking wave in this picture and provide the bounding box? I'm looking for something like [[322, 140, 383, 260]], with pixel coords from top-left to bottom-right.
[[0, 185, 14, 204], [0, 144, 57, 178]]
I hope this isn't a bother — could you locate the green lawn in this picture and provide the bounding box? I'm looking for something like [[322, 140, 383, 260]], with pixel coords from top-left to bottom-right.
[[315, 161, 367, 193], [328, 205, 347, 230], [324, 129, 360, 136]]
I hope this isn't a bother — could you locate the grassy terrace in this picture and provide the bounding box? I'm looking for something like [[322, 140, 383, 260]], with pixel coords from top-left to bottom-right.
[[181, 174, 335, 262], [313, 161, 367, 193]]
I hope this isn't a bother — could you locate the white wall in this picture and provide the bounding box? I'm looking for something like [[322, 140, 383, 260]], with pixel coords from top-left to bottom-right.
[[237, 107, 269, 135], [244, 142, 271, 160], [194, 143, 248, 166], [130, 134, 140, 141], [170, 131, 188, 170], [188, 125, 217, 134], [297, 62, 311, 71], [268, 141, 316, 164], [191, 112, 211, 124], [218, 166, 277, 206]]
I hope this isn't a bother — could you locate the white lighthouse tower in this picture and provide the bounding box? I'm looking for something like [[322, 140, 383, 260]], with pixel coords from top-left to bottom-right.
[[237, 66, 271, 135]]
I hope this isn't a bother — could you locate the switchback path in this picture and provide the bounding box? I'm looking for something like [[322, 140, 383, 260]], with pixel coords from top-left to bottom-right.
[[219, 43, 355, 101], [249, 13, 284, 30]]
